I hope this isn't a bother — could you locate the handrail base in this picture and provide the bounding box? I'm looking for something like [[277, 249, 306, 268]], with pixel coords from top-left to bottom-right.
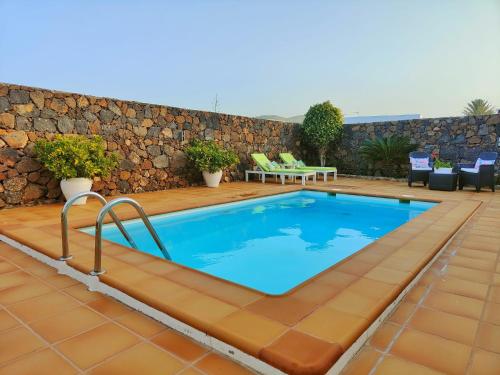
[[58, 255, 73, 261], [90, 269, 106, 276]]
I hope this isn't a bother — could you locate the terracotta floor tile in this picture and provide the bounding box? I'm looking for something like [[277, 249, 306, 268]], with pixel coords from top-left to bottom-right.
[[178, 368, 203, 375], [469, 349, 500, 375], [404, 285, 427, 304], [151, 329, 208, 362], [374, 355, 445, 375], [30, 305, 106, 343], [8, 290, 80, 323], [0, 279, 53, 305], [476, 322, 500, 354], [445, 265, 493, 284], [211, 310, 287, 356], [346, 277, 399, 302], [115, 310, 166, 338], [336, 259, 375, 276], [455, 248, 497, 262], [326, 290, 382, 319], [259, 329, 342, 375], [434, 276, 489, 300], [423, 290, 484, 320], [89, 342, 184, 375], [483, 302, 500, 326], [195, 353, 254, 375], [172, 292, 239, 330], [0, 260, 17, 275], [449, 256, 495, 271], [87, 296, 131, 318], [0, 326, 46, 365], [0, 271, 33, 291], [388, 302, 416, 325], [43, 274, 80, 289], [364, 266, 410, 285], [408, 307, 478, 345], [291, 280, 344, 305], [296, 306, 369, 350], [487, 286, 500, 303], [391, 328, 471, 375], [56, 322, 140, 369], [0, 348, 76, 375], [61, 283, 104, 303], [0, 309, 19, 332], [341, 347, 381, 375], [245, 295, 317, 326], [369, 322, 401, 351]]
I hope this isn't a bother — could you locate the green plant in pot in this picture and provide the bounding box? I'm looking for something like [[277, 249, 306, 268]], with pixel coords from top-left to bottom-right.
[[184, 139, 239, 187], [433, 158, 453, 174], [35, 135, 119, 204]]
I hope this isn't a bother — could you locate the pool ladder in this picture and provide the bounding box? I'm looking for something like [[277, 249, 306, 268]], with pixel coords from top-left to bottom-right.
[[60, 192, 171, 276]]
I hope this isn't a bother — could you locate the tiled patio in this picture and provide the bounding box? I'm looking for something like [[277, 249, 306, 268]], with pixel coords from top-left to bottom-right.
[[341, 184, 500, 375], [0, 241, 253, 374], [0, 178, 498, 374]]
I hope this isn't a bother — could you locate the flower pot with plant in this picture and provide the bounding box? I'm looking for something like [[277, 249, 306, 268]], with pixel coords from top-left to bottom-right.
[[433, 159, 453, 174], [185, 139, 239, 188], [35, 135, 119, 205]]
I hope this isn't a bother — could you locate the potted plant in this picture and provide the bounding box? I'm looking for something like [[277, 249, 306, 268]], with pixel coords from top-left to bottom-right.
[[433, 158, 453, 174], [185, 139, 239, 187], [35, 135, 119, 204]]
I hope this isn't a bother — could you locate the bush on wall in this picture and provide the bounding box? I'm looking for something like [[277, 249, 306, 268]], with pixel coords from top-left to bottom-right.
[[301, 101, 343, 167]]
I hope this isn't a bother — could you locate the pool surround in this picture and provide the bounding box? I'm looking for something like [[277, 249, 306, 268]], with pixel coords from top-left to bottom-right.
[[0, 182, 481, 374]]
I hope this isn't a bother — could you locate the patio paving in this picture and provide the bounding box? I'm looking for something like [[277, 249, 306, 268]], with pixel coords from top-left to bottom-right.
[[0, 241, 254, 374], [0, 178, 498, 374]]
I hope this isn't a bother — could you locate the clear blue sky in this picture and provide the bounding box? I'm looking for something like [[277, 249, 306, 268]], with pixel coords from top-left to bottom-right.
[[1, 0, 499, 118]]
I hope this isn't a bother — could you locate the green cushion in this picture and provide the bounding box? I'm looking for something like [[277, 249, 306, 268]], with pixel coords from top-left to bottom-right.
[[279, 153, 297, 165]]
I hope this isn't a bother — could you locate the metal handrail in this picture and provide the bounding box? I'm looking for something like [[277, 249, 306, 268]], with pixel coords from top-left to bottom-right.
[[60, 192, 137, 261], [91, 197, 171, 275]]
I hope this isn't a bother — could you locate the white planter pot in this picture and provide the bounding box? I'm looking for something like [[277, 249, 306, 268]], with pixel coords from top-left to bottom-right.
[[434, 167, 453, 174], [202, 170, 223, 188], [60, 178, 93, 205]]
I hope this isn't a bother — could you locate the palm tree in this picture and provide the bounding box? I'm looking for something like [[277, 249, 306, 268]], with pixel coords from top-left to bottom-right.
[[463, 99, 495, 116], [359, 135, 417, 177]]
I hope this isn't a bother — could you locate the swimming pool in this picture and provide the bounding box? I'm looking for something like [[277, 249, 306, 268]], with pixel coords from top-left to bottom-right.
[[81, 191, 435, 294]]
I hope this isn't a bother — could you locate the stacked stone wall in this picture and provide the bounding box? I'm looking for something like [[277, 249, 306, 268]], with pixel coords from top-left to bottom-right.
[[1, 82, 498, 208]]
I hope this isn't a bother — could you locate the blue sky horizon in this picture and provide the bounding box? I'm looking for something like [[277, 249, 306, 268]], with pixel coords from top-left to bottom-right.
[[1, 0, 499, 119]]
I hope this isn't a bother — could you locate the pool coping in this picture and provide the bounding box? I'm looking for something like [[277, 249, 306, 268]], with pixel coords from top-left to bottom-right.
[[0, 183, 482, 374]]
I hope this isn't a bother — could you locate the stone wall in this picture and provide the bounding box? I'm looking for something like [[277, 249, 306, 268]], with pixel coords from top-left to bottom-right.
[[331, 115, 500, 175], [0, 83, 299, 208], [1, 82, 499, 208]]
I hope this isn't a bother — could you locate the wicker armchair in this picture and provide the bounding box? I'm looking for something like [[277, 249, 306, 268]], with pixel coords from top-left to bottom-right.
[[408, 151, 433, 187], [457, 152, 497, 192]]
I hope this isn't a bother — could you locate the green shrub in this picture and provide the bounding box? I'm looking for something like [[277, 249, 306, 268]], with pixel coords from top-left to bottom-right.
[[35, 135, 119, 180], [301, 101, 343, 166], [359, 135, 417, 177], [433, 159, 453, 169], [184, 139, 239, 173]]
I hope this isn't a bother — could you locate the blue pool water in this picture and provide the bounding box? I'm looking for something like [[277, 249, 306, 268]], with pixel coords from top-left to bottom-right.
[[81, 191, 435, 294]]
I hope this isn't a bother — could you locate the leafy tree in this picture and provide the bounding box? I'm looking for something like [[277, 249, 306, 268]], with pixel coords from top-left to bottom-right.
[[359, 135, 417, 177], [301, 101, 343, 166], [463, 99, 495, 116]]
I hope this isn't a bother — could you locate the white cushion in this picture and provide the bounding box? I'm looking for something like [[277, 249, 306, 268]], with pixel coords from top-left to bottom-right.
[[410, 157, 430, 170], [461, 167, 479, 174], [474, 158, 495, 169]]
